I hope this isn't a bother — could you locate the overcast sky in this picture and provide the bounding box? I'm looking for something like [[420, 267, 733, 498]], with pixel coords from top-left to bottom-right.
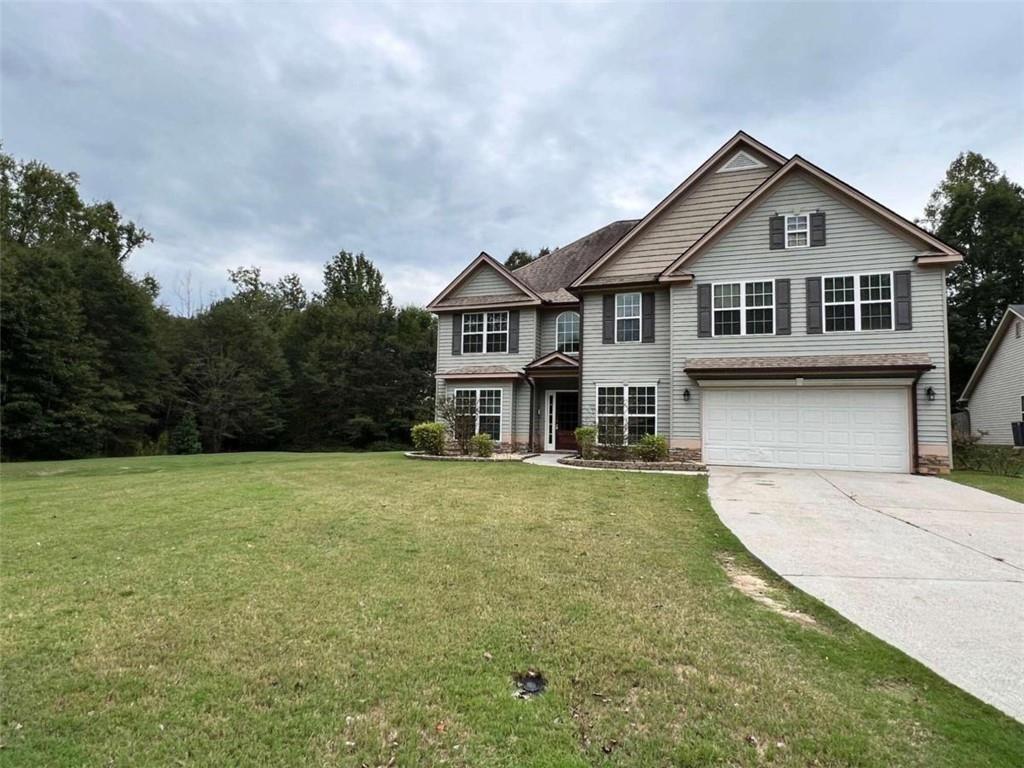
[[3, 2, 1022, 311]]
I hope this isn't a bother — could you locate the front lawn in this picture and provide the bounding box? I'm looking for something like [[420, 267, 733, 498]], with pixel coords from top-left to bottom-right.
[[948, 470, 1024, 504], [2, 453, 1021, 766]]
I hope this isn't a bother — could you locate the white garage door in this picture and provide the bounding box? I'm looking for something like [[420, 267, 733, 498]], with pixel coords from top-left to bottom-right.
[[702, 386, 910, 473]]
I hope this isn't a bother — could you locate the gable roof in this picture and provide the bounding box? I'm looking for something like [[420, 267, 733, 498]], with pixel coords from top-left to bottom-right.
[[426, 251, 542, 311], [524, 350, 579, 370], [660, 155, 963, 278], [512, 219, 637, 303], [571, 131, 788, 288], [958, 305, 1024, 402]]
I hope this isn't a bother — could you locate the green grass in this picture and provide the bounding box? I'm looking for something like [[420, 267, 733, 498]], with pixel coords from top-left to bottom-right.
[[948, 470, 1024, 503], [2, 453, 1021, 767]]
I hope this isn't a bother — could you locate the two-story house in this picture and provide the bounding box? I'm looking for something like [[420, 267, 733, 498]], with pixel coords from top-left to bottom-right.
[[427, 132, 962, 473]]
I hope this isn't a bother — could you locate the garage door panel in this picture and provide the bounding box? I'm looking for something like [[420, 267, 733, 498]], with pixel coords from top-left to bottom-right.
[[702, 387, 910, 473]]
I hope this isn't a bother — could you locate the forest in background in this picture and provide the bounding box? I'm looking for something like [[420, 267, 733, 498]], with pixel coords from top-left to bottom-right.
[[1, 149, 1020, 461]]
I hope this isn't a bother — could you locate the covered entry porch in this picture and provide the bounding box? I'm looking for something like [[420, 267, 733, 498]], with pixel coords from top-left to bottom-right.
[[526, 352, 580, 452]]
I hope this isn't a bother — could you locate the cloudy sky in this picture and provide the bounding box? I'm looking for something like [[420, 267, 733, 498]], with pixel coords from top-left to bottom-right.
[[4, 2, 1022, 311]]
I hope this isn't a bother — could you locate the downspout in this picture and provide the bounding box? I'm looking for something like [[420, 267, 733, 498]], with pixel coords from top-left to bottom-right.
[[527, 376, 536, 452], [911, 372, 922, 474], [577, 295, 585, 427]]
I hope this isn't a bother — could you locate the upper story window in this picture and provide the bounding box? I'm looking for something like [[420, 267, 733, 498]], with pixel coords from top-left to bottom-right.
[[785, 214, 809, 248], [556, 311, 580, 353], [823, 273, 892, 332], [615, 293, 641, 342], [713, 280, 774, 336], [462, 311, 508, 353]]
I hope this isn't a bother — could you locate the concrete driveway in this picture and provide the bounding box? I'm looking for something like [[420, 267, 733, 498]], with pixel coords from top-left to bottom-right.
[[708, 466, 1024, 721]]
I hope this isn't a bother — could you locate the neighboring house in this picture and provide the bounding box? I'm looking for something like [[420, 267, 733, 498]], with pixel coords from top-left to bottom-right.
[[957, 305, 1024, 446], [426, 132, 963, 473]]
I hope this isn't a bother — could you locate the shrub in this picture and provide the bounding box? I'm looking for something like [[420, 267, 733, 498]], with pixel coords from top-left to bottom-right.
[[169, 412, 202, 455], [437, 396, 476, 454], [954, 430, 1024, 476], [575, 426, 597, 459], [411, 422, 447, 455], [632, 433, 670, 462], [469, 433, 494, 458]]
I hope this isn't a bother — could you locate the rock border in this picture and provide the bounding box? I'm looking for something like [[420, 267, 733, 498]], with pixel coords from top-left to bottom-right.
[[558, 456, 706, 472], [404, 451, 538, 463]]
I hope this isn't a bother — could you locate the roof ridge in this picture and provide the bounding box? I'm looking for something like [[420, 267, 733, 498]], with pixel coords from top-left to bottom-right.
[[511, 219, 640, 275]]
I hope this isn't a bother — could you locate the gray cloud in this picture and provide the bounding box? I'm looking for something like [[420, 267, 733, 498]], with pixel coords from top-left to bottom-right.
[[3, 1, 1022, 311]]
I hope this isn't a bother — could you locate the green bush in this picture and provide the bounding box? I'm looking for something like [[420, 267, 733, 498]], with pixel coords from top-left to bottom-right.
[[469, 433, 494, 458], [632, 433, 670, 462], [575, 426, 597, 459], [169, 412, 202, 455], [953, 431, 1024, 476], [411, 422, 447, 455]]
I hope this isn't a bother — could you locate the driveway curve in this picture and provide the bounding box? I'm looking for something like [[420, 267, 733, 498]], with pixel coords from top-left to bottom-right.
[[709, 466, 1024, 721]]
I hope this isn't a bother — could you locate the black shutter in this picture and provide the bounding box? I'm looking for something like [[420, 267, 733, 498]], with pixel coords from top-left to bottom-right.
[[508, 310, 520, 353], [641, 292, 655, 343], [452, 313, 462, 354], [602, 295, 615, 344], [894, 271, 912, 330], [810, 211, 826, 247], [775, 279, 791, 335], [697, 284, 712, 338], [805, 277, 823, 334], [769, 215, 785, 250]]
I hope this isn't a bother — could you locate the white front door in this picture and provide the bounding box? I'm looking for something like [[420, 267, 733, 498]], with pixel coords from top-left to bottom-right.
[[702, 386, 911, 473], [545, 391, 557, 451]]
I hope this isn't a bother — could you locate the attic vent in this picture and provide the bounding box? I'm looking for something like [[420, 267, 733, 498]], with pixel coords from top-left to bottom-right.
[[718, 150, 767, 174]]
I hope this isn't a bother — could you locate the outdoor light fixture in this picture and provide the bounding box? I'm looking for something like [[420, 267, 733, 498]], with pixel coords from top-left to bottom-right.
[[683, 388, 691, 402], [926, 386, 936, 402]]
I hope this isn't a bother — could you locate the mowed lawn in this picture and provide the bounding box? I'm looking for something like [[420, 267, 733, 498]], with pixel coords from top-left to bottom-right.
[[2, 454, 1021, 767], [949, 470, 1024, 504]]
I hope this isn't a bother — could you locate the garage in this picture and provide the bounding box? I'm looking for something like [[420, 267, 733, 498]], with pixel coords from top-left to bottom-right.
[[701, 385, 911, 473]]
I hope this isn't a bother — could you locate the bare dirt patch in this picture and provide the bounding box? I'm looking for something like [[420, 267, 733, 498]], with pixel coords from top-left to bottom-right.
[[718, 554, 819, 628]]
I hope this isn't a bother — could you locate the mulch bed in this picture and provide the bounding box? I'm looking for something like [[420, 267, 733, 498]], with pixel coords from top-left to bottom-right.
[[404, 451, 536, 462], [558, 456, 706, 472]]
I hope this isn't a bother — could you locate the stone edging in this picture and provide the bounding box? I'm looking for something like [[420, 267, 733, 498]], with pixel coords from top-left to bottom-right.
[[558, 456, 707, 472], [404, 451, 538, 463]]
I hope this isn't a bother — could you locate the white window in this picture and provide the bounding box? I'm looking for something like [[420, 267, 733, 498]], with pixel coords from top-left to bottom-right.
[[785, 214, 809, 248], [823, 273, 893, 332], [556, 311, 580, 353], [462, 311, 508, 354], [453, 388, 502, 441], [712, 281, 774, 336], [596, 385, 657, 444], [615, 293, 641, 343]]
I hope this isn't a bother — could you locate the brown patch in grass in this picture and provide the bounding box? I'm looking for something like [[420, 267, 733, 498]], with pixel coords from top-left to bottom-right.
[[719, 554, 819, 628]]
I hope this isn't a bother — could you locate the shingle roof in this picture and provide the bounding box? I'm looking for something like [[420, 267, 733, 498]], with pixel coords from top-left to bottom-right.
[[436, 365, 522, 377], [512, 220, 637, 302], [685, 353, 933, 373], [432, 293, 537, 308]]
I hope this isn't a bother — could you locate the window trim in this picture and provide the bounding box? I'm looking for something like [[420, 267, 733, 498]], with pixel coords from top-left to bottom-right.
[[614, 292, 643, 344], [594, 383, 658, 444], [555, 310, 580, 354], [711, 279, 776, 337], [451, 387, 502, 441], [461, 310, 509, 354], [821, 271, 895, 333], [784, 213, 810, 249]]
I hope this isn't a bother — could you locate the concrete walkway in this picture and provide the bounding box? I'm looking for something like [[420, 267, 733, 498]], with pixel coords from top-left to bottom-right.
[[709, 466, 1024, 721], [523, 452, 705, 475]]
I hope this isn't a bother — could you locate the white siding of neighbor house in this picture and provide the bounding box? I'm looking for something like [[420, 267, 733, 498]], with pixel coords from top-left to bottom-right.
[[435, 308, 538, 375], [668, 173, 952, 454], [450, 263, 526, 297], [968, 315, 1024, 445], [593, 153, 777, 280], [580, 289, 672, 432]]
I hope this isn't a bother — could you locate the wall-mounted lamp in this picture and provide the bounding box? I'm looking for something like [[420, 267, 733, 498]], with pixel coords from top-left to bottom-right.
[[683, 388, 691, 402], [926, 386, 936, 402]]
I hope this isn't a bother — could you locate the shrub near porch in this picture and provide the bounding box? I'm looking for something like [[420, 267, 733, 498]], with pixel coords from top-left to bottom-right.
[[2, 452, 1021, 767]]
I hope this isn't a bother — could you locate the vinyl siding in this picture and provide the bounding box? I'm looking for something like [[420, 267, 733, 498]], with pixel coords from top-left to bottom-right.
[[580, 290, 671, 432], [968, 316, 1024, 445], [435, 308, 538, 374], [539, 308, 581, 356], [594, 158, 775, 280], [451, 263, 525, 297], [669, 173, 952, 453]]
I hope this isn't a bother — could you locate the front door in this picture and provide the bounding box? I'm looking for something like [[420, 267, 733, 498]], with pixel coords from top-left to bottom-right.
[[545, 391, 580, 451]]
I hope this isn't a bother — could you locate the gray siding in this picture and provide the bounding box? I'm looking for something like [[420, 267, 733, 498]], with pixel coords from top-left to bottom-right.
[[436, 308, 538, 374], [539, 307, 581, 356], [580, 290, 671, 432], [594, 157, 775, 280], [451, 264, 524, 297], [669, 173, 952, 452], [968, 316, 1024, 445]]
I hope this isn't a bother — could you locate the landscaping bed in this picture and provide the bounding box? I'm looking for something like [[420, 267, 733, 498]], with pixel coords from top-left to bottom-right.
[[558, 455, 706, 472], [404, 451, 535, 462]]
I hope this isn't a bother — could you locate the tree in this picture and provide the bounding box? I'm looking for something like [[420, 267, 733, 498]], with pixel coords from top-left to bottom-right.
[[321, 251, 392, 309], [504, 246, 551, 270], [169, 411, 202, 455], [922, 152, 1024, 397]]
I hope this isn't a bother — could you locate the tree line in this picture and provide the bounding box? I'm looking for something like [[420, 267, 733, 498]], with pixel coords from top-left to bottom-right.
[[1, 149, 1020, 461], [1, 152, 435, 460]]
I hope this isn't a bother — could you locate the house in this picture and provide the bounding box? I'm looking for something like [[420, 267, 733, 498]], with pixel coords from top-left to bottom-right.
[[957, 305, 1024, 446], [426, 132, 963, 473]]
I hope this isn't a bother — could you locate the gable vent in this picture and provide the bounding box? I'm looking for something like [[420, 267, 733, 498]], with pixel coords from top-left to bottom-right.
[[717, 150, 767, 174]]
